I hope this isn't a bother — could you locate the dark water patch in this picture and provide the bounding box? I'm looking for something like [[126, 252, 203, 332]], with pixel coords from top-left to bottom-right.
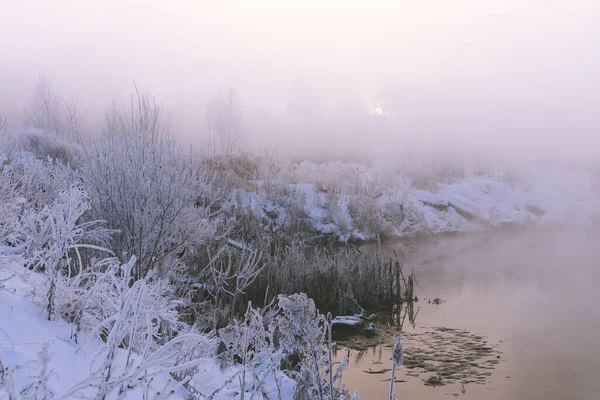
[[399, 327, 501, 386], [335, 319, 502, 388]]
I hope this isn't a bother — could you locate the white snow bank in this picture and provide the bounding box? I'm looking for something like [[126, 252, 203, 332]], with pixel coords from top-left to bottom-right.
[[232, 161, 600, 242], [0, 261, 295, 399], [411, 190, 448, 208], [190, 359, 295, 399]]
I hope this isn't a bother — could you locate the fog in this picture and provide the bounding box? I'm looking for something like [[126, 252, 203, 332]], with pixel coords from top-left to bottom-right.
[[1, 0, 599, 161]]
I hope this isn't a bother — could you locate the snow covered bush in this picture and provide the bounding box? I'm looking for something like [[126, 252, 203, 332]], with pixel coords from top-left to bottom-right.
[[216, 294, 352, 400], [47, 257, 217, 399], [79, 91, 232, 280], [79, 257, 181, 384], [200, 152, 261, 189], [217, 302, 287, 399], [203, 247, 265, 328], [276, 293, 328, 398], [23, 75, 84, 140], [46, 254, 184, 352], [0, 143, 78, 214], [18, 185, 112, 274], [276, 293, 352, 400], [15, 185, 113, 319], [0, 162, 21, 248], [6, 128, 82, 166], [236, 158, 418, 241]]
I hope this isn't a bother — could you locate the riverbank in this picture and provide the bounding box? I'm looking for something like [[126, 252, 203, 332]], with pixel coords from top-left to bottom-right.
[[233, 160, 600, 244]]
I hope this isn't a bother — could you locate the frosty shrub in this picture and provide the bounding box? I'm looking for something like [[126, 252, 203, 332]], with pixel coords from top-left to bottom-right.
[[216, 294, 352, 400], [276, 293, 328, 399], [276, 293, 352, 400], [0, 142, 78, 213], [204, 247, 265, 328], [199, 152, 261, 189], [15, 185, 113, 319], [218, 302, 286, 399], [51, 256, 217, 400], [0, 161, 21, 249], [245, 158, 417, 240], [7, 128, 82, 166], [79, 91, 232, 280], [346, 193, 383, 237]]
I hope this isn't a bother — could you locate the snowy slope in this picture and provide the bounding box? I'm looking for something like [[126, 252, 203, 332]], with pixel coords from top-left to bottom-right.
[[233, 166, 600, 242], [0, 261, 295, 399]]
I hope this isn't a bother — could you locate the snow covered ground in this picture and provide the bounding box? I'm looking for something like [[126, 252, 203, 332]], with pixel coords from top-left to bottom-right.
[[232, 163, 600, 243], [0, 260, 295, 399]]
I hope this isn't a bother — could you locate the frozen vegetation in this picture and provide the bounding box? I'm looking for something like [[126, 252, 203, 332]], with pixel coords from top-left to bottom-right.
[[0, 96, 363, 399], [233, 157, 600, 244], [1, 90, 599, 399]]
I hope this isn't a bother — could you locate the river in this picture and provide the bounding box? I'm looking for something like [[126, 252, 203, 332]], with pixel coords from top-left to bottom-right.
[[334, 225, 600, 399]]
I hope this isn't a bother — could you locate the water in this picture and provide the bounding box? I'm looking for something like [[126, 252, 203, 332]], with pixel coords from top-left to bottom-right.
[[335, 226, 600, 399]]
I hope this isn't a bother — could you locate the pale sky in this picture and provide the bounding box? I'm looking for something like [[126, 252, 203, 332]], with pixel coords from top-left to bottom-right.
[[1, 0, 599, 160]]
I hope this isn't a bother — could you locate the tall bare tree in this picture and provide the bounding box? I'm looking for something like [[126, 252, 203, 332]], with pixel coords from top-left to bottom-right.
[[25, 75, 63, 134], [63, 95, 82, 140], [206, 86, 243, 156]]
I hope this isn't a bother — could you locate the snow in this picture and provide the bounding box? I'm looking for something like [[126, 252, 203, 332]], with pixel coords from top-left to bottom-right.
[[232, 164, 600, 242], [411, 190, 448, 208], [190, 359, 295, 399], [331, 316, 363, 327], [0, 261, 295, 399], [0, 262, 138, 399]]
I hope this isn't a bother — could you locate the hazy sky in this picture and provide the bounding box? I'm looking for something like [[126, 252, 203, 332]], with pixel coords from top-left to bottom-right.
[[1, 0, 599, 160]]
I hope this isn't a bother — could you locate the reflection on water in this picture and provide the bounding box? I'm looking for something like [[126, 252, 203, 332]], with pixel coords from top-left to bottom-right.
[[383, 301, 420, 331], [334, 226, 600, 399]]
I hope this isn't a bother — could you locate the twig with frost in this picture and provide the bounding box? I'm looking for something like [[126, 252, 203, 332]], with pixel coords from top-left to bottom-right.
[[327, 313, 334, 397], [204, 366, 246, 400], [32, 342, 54, 400], [0, 325, 15, 351]]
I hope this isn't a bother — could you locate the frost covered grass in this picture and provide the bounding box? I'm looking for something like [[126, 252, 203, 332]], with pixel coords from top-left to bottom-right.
[[0, 257, 361, 399], [250, 245, 416, 314], [0, 260, 302, 399]]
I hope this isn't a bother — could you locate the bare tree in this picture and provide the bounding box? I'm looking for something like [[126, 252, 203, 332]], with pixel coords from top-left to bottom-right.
[[104, 83, 164, 142], [206, 86, 243, 156], [63, 95, 82, 140], [25, 75, 63, 134]]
